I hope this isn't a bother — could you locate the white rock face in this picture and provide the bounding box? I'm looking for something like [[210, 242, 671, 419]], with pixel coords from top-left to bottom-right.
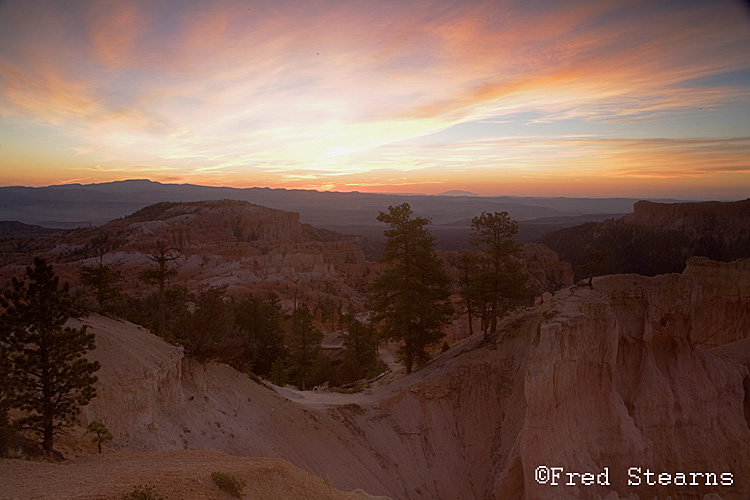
[[505, 269, 750, 500]]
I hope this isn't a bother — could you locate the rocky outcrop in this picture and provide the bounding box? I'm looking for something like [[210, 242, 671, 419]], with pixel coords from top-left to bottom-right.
[[339, 259, 750, 499], [0, 200, 368, 310], [518, 242, 575, 293], [683, 257, 750, 347], [0, 221, 57, 241]]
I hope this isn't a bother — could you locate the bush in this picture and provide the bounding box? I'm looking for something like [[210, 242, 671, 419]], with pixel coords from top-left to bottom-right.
[[86, 420, 113, 454], [122, 484, 164, 500], [211, 471, 247, 499]]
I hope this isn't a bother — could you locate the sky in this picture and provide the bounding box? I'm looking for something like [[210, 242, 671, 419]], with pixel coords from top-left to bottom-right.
[[0, 0, 749, 199]]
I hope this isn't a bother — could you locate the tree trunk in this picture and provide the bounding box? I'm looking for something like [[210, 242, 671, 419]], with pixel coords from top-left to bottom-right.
[[42, 413, 54, 452], [404, 336, 413, 374], [157, 276, 166, 337]]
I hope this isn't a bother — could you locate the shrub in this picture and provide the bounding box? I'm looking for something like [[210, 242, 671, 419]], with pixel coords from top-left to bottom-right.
[[122, 484, 164, 500], [86, 420, 113, 454], [211, 471, 247, 499]]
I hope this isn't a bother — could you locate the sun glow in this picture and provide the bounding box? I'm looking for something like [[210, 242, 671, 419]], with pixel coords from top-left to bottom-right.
[[0, 0, 748, 198]]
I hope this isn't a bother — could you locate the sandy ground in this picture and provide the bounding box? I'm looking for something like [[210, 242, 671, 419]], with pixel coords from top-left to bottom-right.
[[0, 450, 389, 500]]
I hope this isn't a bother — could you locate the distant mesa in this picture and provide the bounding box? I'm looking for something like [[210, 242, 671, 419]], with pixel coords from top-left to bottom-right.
[[436, 190, 479, 196]]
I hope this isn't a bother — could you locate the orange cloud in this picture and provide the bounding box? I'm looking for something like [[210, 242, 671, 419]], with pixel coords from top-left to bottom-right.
[[0, 0, 748, 197]]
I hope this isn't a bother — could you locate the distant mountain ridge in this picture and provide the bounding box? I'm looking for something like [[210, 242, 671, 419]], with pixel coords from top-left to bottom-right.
[[0, 221, 58, 240], [0, 179, 674, 229], [0, 179, 685, 249], [436, 190, 479, 196]]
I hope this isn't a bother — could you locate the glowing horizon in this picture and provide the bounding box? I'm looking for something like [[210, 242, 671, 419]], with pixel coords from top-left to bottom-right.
[[1, 0, 749, 199]]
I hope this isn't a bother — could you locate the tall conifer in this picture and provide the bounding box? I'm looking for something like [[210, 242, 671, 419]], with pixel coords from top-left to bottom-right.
[[370, 203, 453, 373], [0, 257, 100, 453]]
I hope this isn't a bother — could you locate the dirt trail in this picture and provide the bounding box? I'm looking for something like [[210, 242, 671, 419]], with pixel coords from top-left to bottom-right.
[[271, 384, 373, 409]]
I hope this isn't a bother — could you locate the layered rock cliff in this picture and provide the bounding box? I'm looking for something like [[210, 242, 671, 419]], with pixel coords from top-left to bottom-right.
[[623, 199, 750, 242], [540, 198, 750, 278], [502, 258, 750, 500], [518, 242, 575, 293]]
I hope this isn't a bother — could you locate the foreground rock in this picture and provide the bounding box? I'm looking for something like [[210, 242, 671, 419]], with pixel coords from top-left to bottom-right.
[[0, 450, 389, 500], [74, 315, 402, 498], [500, 257, 750, 500], [66, 257, 749, 500], [326, 257, 750, 500]]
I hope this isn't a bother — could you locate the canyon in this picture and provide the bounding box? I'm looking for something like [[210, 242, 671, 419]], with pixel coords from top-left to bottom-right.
[[0, 199, 571, 341], [1, 196, 748, 499], [3, 256, 746, 500]]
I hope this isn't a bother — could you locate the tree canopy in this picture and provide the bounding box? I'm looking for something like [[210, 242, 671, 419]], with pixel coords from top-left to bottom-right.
[[287, 304, 324, 390], [138, 240, 181, 337], [370, 203, 453, 373], [464, 212, 529, 341]]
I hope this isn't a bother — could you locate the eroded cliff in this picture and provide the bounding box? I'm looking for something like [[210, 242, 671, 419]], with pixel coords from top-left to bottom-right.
[[505, 261, 750, 500], [79, 257, 750, 500]]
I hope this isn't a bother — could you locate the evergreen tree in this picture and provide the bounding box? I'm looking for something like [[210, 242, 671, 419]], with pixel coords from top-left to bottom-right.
[[86, 420, 113, 454], [467, 212, 529, 342], [0, 257, 100, 453], [453, 252, 483, 338], [269, 357, 288, 387], [178, 285, 233, 358], [138, 240, 181, 337], [370, 203, 453, 373], [232, 294, 284, 377], [341, 313, 379, 380], [288, 304, 323, 390], [80, 264, 122, 314]]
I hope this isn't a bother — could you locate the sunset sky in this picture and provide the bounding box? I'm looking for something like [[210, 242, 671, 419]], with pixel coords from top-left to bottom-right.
[[0, 0, 748, 199]]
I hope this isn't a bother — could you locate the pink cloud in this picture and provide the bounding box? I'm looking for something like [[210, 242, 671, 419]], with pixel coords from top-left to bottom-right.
[[0, 0, 748, 196]]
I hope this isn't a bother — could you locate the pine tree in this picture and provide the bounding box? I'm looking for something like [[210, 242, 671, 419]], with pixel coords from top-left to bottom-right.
[[86, 420, 113, 454], [138, 240, 181, 337], [80, 264, 123, 314], [80, 233, 123, 314], [467, 212, 529, 342], [370, 203, 453, 373], [178, 285, 233, 358], [288, 304, 323, 390], [341, 313, 379, 379], [232, 294, 284, 377], [0, 257, 100, 453]]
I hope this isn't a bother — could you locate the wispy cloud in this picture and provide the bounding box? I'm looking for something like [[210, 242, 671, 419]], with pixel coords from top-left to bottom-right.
[[0, 0, 748, 196]]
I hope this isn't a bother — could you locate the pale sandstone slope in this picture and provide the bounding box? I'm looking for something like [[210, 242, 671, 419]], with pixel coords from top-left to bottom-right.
[[73, 316, 404, 499], [0, 450, 390, 500], [40, 257, 750, 500]]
